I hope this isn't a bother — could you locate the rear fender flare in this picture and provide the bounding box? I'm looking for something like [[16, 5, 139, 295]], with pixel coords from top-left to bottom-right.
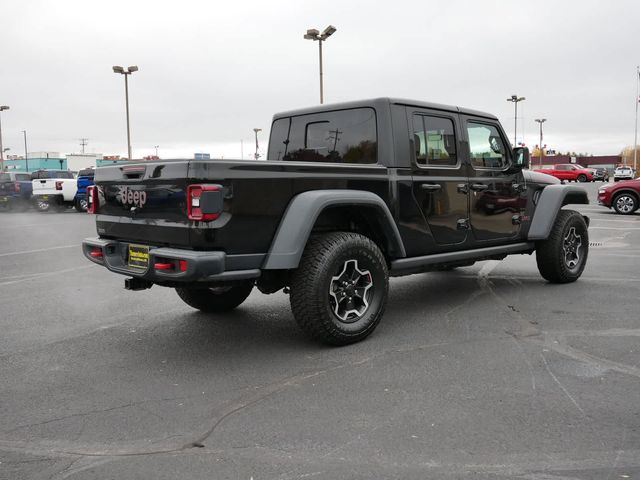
[[263, 190, 406, 269], [528, 184, 589, 240]]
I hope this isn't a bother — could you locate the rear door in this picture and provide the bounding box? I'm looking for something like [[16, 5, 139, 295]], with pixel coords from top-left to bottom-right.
[[463, 118, 525, 242], [95, 161, 191, 246], [408, 109, 468, 245]]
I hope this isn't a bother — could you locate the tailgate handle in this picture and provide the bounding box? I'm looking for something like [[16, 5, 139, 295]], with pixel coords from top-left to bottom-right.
[[121, 166, 146, 179]]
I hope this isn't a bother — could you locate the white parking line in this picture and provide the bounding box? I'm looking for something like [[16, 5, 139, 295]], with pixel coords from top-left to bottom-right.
[[590, 218, 640, 223], [589, 227, 640, 231], [0, 244, 80, 257]]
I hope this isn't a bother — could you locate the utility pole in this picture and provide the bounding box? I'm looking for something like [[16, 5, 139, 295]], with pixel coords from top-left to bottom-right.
[[507, 95, 525, 147], [328, 128, 343, 152], [79, 138, 88, 154], [535, 119, 547, 167], [0, 106, 9, 172], [240, 139, 244, 159], [22, 130, 28, 172], [304, 26, 337, 104], [253, 128, 262, 160]]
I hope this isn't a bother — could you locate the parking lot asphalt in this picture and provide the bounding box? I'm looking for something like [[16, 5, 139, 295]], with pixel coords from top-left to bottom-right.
[[1, 181, 639, 480]]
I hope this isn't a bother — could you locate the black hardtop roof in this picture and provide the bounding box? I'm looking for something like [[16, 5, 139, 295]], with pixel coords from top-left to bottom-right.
[[272, 97, 498, 121]]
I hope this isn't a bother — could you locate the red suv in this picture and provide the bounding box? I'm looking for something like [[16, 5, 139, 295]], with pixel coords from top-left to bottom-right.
[[598, 179, 640, 214], [534, 164, 594, 182]]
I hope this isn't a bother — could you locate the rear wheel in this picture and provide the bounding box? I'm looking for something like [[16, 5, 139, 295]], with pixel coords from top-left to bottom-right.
[[535, 210, 588, 283], [75, 197, 88, 212], [175, 282, 254, 312], [612, 192, 638, 215], [35, 198, 50, 212], [290, 232, 389, 346]]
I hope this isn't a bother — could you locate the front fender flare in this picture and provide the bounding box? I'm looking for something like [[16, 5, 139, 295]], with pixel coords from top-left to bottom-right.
[[263, 190, 406, 269], [528, 184, 589, 240]]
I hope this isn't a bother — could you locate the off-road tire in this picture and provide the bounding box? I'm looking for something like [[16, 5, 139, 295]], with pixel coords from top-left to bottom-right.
[[577, 174, 587, 182], [175, 282, 254, 312], [612, 192, 638, 215], [535, 210, 589, 283], [289, 232, 389, 346]]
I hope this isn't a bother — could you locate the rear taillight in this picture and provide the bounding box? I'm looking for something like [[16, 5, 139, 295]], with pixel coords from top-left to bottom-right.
[[187, 184, 222, 221], [55, 181, 63, 191], [87, 185, 99, 214], [14, 182, 20, 193], [89, 247, 104, 258]]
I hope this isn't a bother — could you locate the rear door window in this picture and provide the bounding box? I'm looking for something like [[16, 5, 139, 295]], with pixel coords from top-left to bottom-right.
[[269, 108, 377, 164], [412, 115, 457, 167]]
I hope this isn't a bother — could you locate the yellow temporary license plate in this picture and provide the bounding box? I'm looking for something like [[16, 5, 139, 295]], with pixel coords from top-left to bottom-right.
[[128, 244, 150, 269]]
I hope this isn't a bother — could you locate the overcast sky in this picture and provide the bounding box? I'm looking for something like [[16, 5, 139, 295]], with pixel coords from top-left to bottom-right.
[[1, 0, 639, 159]]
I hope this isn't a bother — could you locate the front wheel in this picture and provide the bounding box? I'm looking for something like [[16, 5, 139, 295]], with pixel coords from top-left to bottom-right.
[[289, 232, 389, 346], [577, 174, 587, 182], [535, 210, 589, 283], [612, 192, 638, 215], [175, 282, 254, 312]]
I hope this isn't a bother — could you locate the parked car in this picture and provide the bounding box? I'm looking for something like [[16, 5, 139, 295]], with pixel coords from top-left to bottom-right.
[[83, 97, 590, 346], [591, 167, 609, 182], [614, 166, 635, 182], [74, 168, 95, 212], [533, 163, 594, 182], [598, 179, 640, 214], [0, 171, 33, 211], [31, 169, 78, 212]]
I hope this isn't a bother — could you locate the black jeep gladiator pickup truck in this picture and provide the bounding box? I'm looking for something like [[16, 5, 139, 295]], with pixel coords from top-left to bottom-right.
[[83, 98, 589, 345]]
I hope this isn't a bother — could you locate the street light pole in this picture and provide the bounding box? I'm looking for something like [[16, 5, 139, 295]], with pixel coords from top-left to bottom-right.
[[507, 95, 525, 147], [154, 145, 159, 157], [304, 25, 337, 104], [535, 118, 547, 167], [0, 106, 9, 172], [22, 130, 28, 172], [112, 65, 138, 160], [253, 128, 262, 160], [634, 65, 639, 172]]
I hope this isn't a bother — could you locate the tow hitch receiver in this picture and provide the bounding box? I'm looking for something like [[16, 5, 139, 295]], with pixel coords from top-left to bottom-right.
[[124, 277, 154, 291]]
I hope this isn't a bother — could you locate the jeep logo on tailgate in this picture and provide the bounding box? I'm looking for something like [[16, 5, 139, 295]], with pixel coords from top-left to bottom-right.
[[116, 186, 147, 208]]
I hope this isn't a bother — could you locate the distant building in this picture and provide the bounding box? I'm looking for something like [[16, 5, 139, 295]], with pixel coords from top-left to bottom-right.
[[66, 153, 103, 171], [194, 153, 210, 160], [4, 152, 66, 172]]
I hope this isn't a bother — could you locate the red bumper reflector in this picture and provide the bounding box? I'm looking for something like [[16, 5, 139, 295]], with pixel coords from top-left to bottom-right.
[[154, 262, 175, 271], [179, 260, 188, 272]]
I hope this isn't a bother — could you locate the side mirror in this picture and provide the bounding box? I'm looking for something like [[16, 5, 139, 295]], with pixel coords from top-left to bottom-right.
[[512, 147, 529, 170]]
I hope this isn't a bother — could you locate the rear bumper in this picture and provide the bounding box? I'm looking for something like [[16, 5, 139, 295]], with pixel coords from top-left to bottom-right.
[[82, 237, 262, 284]]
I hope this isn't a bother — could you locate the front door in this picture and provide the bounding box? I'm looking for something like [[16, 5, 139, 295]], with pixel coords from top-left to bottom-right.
[[464, 119, 526, 242], [410, 111, 468, 245]]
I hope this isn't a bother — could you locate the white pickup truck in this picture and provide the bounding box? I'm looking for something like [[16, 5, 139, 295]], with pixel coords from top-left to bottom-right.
[[31, 170, 78, 211]]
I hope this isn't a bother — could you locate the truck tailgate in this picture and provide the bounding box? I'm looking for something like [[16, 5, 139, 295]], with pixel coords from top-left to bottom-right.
[[95, 161, 191, 246]]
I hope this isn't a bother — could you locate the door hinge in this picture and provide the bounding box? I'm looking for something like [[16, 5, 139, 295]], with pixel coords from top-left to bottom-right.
[[457, 183, 469, 194], [457, 218, 470, 230]]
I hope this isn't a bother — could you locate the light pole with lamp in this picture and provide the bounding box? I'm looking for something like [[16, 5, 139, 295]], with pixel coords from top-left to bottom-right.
[[0, 106, 9, 172], [535, 118, 547, 167], [507, 95, 525, 147], [21, 130, 29, 172], [112, 65, 138, 160], [154, 145, 159, 157], [253, 128, 262, 160], [304, 25, 337, 104]]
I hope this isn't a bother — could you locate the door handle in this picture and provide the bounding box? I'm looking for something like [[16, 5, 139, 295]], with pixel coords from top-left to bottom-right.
[[470, 183, 489, 192], [420, 183, 442, 192]]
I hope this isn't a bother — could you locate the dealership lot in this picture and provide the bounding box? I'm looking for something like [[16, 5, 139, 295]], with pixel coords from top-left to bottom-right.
[[1, 182, 639, 479]]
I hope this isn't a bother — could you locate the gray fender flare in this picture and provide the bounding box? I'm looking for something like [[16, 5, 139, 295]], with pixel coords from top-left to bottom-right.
[[262, 190, 406, 269], [528, 184, 589, 241]]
